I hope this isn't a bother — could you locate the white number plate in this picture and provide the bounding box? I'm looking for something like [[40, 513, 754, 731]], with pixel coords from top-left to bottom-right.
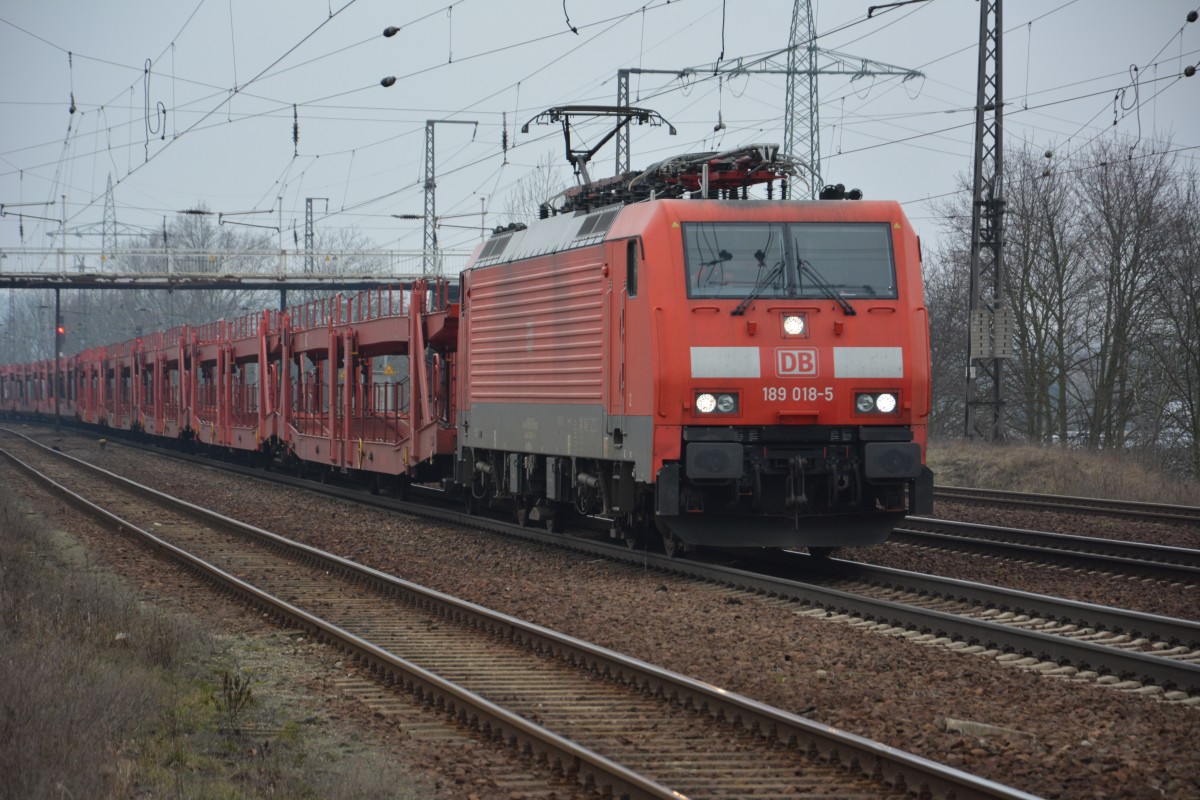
[[762, 386, 834, 403]]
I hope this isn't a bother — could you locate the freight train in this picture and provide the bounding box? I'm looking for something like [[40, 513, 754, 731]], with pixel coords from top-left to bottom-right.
[[1, 144, 932, 556]]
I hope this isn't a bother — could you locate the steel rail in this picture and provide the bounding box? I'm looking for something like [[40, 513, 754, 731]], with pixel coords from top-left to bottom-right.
[[897, 517, 1200, 583], [935, 485, 1200, 525], [0, 429, 1041, 800], [812, 558, 1200, 656]]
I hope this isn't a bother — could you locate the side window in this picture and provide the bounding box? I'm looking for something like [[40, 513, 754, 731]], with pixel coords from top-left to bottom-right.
[[626, 239, 638, 298]]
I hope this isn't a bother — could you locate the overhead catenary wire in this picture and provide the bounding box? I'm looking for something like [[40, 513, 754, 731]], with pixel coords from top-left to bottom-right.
[[2, 0, 370, 242], [2, 1, 1195, 250]]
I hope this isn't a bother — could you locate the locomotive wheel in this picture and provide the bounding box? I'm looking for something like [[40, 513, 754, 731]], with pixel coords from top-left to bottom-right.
[[808, 546, 840, 559], [661, 530, 682, 558], [463, 491, 477, 516]]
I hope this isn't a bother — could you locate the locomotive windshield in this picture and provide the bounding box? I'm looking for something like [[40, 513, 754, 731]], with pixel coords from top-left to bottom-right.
[[683, 222, 896, 301]]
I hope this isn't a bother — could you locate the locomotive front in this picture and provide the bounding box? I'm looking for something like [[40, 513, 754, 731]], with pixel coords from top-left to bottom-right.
[[646, 200, 933, 552]]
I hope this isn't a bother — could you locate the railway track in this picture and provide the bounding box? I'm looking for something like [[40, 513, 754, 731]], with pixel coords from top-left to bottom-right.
[[773, 556, 1200, 697], [934, 485, 1200, 525], [0, 428, 1039, 800], [642, 545, 1200, 698], [12, 424, 1200, 703], [894, 517, 1200, 585]]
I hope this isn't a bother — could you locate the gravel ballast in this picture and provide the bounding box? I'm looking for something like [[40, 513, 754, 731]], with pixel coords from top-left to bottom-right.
[[14, 429, 1200, 799]]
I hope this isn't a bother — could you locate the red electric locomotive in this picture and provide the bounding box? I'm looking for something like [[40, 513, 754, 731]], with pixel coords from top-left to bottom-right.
[[456, 144, 933, 554]]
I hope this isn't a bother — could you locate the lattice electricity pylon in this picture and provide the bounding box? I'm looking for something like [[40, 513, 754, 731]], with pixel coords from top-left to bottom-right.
[[422, 120, 477, 276], [102, 174, 117, 263], [964, 0, 1010, 441], [615, 0, 921, 197], [783, 0, 820, 195], [305, 198, 327, 274]]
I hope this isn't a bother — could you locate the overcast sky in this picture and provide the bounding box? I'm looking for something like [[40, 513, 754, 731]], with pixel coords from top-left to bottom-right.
[[1, 0, 1197, 257]]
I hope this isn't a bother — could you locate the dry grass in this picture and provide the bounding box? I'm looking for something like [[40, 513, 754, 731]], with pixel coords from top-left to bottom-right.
[[0, 492, 200, 799], [927, 439, 1200, 506], [0, 482, 433, 800]]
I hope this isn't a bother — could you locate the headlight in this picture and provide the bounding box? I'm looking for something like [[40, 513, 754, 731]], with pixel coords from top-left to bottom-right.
[[782, 314, 806, 336], [695, 392, 739, 414], [855, 392, 899, 414]]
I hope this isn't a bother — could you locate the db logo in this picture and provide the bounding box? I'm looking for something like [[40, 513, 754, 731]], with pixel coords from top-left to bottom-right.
[[776, 348, 818, 377]]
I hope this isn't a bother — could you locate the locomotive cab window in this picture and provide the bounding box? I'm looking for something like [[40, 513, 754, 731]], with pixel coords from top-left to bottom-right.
[[683, 223, 785, 298], [682, 222, 896, 300]]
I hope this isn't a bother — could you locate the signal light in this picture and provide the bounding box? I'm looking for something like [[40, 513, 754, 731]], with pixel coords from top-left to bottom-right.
[[56, 325, 65, 335]]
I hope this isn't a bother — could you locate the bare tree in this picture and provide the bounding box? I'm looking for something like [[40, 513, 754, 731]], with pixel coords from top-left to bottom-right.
[[1148, 166, 1200, 474], [923, 135, 1195, 478], [1072, 141, 1176, 450], [499, 150, 570, 226], [1003, 146, 1089, 443], [922, 246, 971, 438]]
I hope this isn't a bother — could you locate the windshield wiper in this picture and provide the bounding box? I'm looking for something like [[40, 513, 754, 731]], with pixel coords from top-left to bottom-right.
[[797, 258, 857, 316], [730, 261, 784, 316]]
